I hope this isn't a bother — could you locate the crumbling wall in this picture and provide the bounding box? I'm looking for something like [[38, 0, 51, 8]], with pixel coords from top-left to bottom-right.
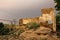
[[39, 8, 56, 32]]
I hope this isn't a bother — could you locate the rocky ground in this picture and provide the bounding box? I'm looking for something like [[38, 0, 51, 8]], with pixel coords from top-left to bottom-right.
[[0, 26, 60, 40], [0, 32, 59, 40]]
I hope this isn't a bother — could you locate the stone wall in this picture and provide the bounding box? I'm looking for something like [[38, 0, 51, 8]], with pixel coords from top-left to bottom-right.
[[19, 17, 39, 25]]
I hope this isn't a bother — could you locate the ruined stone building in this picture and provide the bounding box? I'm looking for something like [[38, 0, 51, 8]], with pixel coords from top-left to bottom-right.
[[19, 8, 56, 32], [19, 17, 39, 25]]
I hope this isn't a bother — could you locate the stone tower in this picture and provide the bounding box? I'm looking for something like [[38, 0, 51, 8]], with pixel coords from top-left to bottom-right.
[[40, 8, 56, 32]]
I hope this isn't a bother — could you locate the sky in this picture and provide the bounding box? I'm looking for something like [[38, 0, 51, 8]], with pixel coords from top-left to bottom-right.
[[0, 0, 55, 24]]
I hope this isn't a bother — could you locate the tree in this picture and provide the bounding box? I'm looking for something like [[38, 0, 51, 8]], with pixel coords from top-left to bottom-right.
[[56, 12, 60, 29], [54, 0, 60, 23], [0, 22, 4, 28], [56, 12, 60, 23], [54, 0, 60, 37], [54, 0, 60, 11], [0, 22, 10, 35], [56, 12, 60, 37]]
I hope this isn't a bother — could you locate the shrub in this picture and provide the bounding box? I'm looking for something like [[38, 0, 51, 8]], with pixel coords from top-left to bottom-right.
[[0, 22, 10, 35], [0, 28, 10, 35], [26, 22, 40, 30]]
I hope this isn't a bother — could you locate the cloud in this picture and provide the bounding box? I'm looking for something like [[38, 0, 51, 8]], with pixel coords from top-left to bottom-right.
[[0, 0, 54, 9], [0, 0, 55, 20]]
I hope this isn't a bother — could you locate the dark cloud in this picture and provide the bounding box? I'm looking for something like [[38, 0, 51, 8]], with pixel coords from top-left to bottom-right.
[[0, 0, 55, 21]]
